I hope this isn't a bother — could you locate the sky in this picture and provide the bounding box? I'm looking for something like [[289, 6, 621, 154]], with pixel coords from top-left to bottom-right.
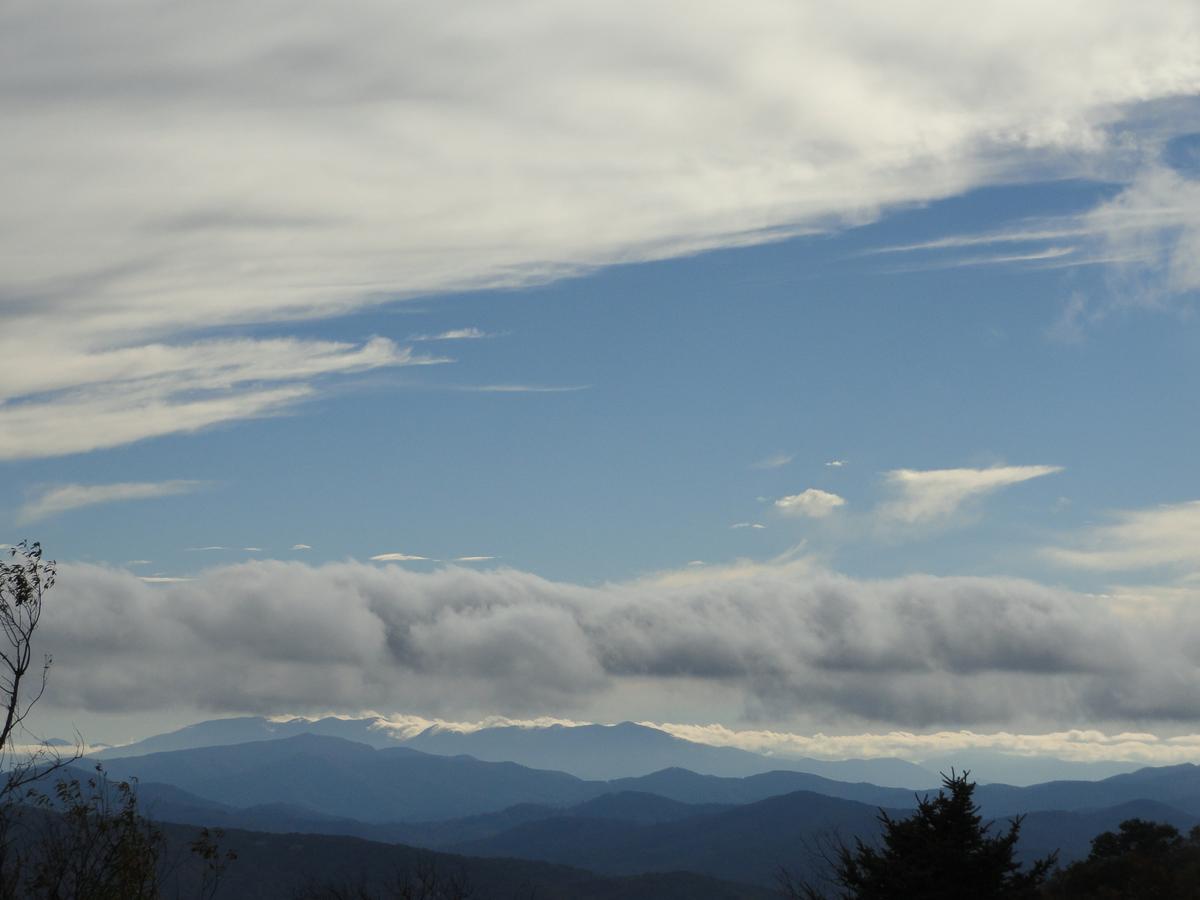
[[3, 1, 1200, 758]]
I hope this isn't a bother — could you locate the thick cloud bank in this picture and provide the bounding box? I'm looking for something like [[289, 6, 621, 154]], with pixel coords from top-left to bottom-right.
[[40, 558, 1200, 731], [2, 1, 1199, 456]]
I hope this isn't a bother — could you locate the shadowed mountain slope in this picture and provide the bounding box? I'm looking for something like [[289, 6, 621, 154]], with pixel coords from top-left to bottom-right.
[[451, 791, 1200, 888], [145, 820, 779, 900]]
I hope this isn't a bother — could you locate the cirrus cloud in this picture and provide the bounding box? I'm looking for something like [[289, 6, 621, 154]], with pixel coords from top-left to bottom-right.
[[880, 464, 1063, 523], [2, 1, 1198, 456], [17, 479, 206, 523], [1044, 499, 1200, 572]]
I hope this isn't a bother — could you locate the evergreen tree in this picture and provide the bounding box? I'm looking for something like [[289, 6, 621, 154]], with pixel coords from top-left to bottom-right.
[[787, 771, 1055, 900]]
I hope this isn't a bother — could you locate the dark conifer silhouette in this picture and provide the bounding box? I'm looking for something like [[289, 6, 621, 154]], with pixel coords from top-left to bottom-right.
[[784, 770, 1055, 900]]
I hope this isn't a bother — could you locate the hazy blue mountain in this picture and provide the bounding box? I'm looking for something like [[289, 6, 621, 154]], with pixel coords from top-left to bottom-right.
[[99, 733, 597, 822], [135, 783, 733, 849], [921, 751, 1141, 786], [98, 715, 934, 786], [567, 791, 728, 825], [405, 720, 934, 785], [975, 763, 1200, 817], [92, 715, 401, 758], [609, 765, 923, 808], [96, 731, 1200, 843], [1015, 800, 1199, 864], [454, 789, 892, 887], [98, 733, 933, 823]]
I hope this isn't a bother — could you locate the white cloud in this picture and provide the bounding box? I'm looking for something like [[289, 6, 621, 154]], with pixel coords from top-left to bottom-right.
[[867, 226, 1092, 255], [242, 547, 263, 553], [17, 480, 206, 523], [882, 245, 1078, 272], [731, 522, 767, 529], [408, 328, 494, 341], [2, 2, 1197, 455], [0, 338, 444, 460], [825, 460, 847, 468], [775, 488, 846, 518], [1078, 166, 1200, 308], [648, 722, 1200, 767], [453, 556, 497, 562], [35, 557, 1200, 731], [291, 544, 313, 551], [880, 465, 1062, 523], [1044, 499, 1200, 571], [864, 163, 1200, 320], [458, 384, 590, 393], [753, 452, 793, 470], [186, 546, 229, 552], [254, 711, 1200, 767], [370, 552, 430, 562]]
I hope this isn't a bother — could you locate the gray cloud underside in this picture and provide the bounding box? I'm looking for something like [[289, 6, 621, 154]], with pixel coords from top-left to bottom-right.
[[39, 559, 1200, 730]]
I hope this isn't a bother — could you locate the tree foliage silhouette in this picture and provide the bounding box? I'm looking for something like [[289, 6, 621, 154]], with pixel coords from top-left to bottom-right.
[[0, 543, 234, 899], [1044, 818, 1200, 899], [785, 771, 1055, 900], [0, 541, 78, 793]]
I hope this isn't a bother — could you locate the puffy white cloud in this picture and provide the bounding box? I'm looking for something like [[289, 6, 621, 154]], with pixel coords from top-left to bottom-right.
[[17, 480, 205, 523], [34, 557, 1200, 730], [775, 488, 845, 518], [880, 465, 1062, 523], [1044, 499, 1200, 571], [2, 1, 1197, 455]]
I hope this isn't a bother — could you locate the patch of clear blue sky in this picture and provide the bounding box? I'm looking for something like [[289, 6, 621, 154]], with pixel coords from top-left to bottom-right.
[[7, 175, 1199, 588]]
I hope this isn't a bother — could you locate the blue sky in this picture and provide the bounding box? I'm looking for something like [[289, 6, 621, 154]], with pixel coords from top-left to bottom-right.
[[4, 1, 1200, 756], [9, 175, 1198, 590]]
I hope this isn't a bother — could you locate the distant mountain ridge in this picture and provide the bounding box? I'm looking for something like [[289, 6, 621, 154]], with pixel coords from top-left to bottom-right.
[[97, 715, 936, 786], [96, 731, 1200, 824], [96, 733, 929, 822], [97, 715, 1160, 787], [403, 720, 935, 785], [71, 733, 1200, 892]]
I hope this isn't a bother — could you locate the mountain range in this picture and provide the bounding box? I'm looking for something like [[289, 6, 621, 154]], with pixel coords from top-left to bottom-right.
[[68, 729, 1200, 889], [95, 715, 936, 786]]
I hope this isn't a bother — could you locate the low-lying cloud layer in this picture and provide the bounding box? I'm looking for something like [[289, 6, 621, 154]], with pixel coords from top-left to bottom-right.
[[38, 557, 1200, 733], [343, 713, 1200, 767]]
